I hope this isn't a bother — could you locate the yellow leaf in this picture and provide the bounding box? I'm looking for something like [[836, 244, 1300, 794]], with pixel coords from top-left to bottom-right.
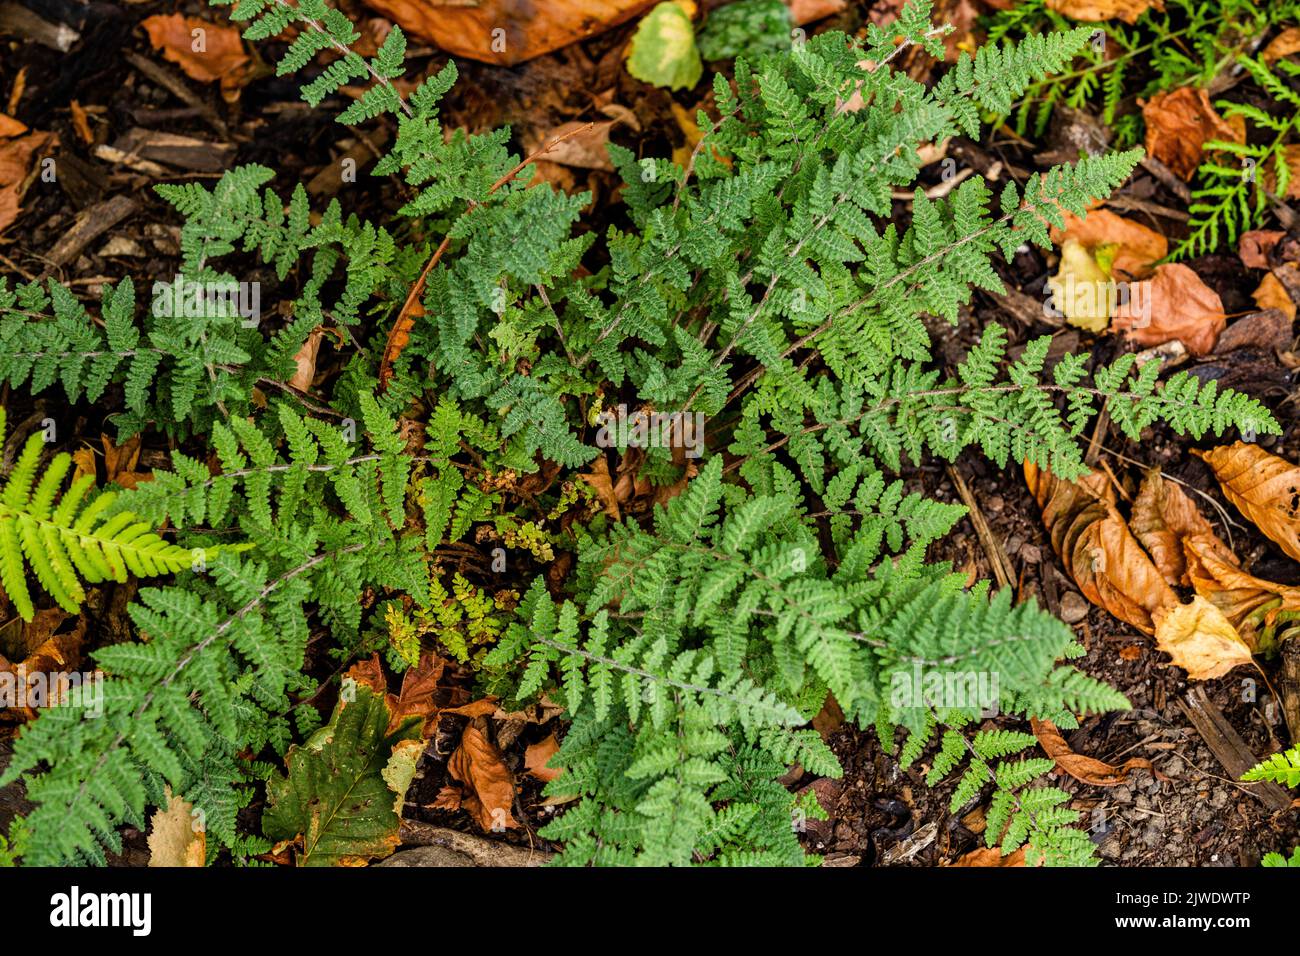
[[1153, 596, 1253, 681], [1048, 238, 1112, 332], [147, 788, 206, 867]]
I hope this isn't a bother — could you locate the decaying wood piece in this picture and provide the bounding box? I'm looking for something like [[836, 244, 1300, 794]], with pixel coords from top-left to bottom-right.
[[41, 194, 139, 275], [1277, 636, 1300, 748], [1177, 685, 1292, 812], [396, 820, 553, 866]]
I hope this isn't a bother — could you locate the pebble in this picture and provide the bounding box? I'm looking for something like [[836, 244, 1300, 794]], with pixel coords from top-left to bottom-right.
[[1060, 591, 1089, 623]]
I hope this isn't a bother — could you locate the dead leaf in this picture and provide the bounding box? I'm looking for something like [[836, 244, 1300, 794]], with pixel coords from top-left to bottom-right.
[[524, 734, 563, 783], [1045, 0, 1159, 24], [1119, 644, 1142, 660], [1182, 536, 1300, 651], [1194, 443, 1300, 563], [1025, 462, 1176, 634], [0, 129, 52, 233], [1153, 596, 1253, 680], [1240, 230, 1286, 270], [951, 845, 1029, 866], [359, 0, 658, 65], [1253, 272, 1297, 321], [1031, 718, 1158, 786], [1048, 238, 1114, 332], [1112, 262, 1226, 356], [288, 329, 324, 393], [141, 15, 251, 97], [147, 788, 206, 867], [1049, 208, 1167, 280], [526, 120, 617, 171], [1263, 26, 1300, 62], [1130, 471, 1234, 587], [0, 114, 27, 137], [1143, 86, 1243, 180], [387, 649, 446, 736], [444, 718, 519, 832], [580, 455, 620, 520], [786, 0, 847, 23], [102, 432, 148, 489]]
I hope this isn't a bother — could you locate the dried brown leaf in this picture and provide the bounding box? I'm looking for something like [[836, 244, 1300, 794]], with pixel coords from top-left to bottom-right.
[[1049, 208, 1167, 280], [524, 734, 563, 783], [1045, 0, 1159, 24], [1031, 718, 1158, 786], [147, 787, 206, 867], [1025, 462, 1176, 634], [1130, 471, 1235, 586], [1253, 272, 1297, 321], [445, 718, 519, 832], [1143, 86, 1242, 180], [1112, 262, 1226, 356], [141, 15, 251, 94], [1194, 442, 1300, 563]]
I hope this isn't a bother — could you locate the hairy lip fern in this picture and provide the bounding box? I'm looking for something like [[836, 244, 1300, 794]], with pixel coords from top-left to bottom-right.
[[0, 0, 1280, 866], [0, 409, 194, 622]]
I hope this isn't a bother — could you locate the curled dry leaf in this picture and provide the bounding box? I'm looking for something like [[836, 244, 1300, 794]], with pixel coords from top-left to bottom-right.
[[1045, 0, 1160, 24], [1025, 462, 1176, 634], [1263, 26, 1300, 63], [1143, 87, 1243, 180], [1049, 208, 1167, 281], [1112, 262, 1226, 356], [1194, 442, 1300, 563], [443, 718, 520, 832], [147, 787, 206, 867], [288, 329, 324, 393], [141, 15, 251, 97], [580, 454, 621, 520], [360, 0, 657, 65], [1031, 718, 1157, 786], [1130, 470, 1235, 587], [1183, 536, 1300, 652], [951, 845, 1029, 866], [1153, 596, 1253, 680]]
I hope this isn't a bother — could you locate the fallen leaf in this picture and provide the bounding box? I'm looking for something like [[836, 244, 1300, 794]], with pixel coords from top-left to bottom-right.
[[141, 15, 251, 97], [525, 120, 617, 172], [1048, 238, 1117, 332], [1194, 442, 1300, 563], [1253, 272, 1297, 321], [1119, 644, 1142, 660], [288, 329, 324, 393], [0, 129, 52, 232], [444, 718, 519, 832], [1112, 262, 1226, 356], [101, 432, 148, 489], [952, 845, 1029, 866], [0, 114, 27, 137], [1153, 595, 1253, 680], [524, 734, 563, 783], [387, 649, 447, 736], [1182, 536, 1300, 652], [1025, 462, 1176, 634], [626, 1, 703, 90], [358, 0, 657, 65], [580, 455, 620, 520], [1240, 230, 1286, 269], [1263, 26, 1300, 62], [1049, 208, 1167, 280], [1143, 86, 1243, 180], [786, 0, 847, 23], [147, 788, 206, 867], [1130, 470, 1234, 586], [1031, 718, 1157, 786], [1045, 0, 1159, 24]]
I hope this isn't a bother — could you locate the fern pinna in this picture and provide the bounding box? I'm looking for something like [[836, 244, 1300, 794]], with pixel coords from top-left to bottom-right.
[[0, 0, 1279, 865]]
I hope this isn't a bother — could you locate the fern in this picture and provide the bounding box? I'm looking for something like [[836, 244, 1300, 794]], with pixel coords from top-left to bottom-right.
[[0, 408, 194, 621], [1243, 744, 1300, 788]]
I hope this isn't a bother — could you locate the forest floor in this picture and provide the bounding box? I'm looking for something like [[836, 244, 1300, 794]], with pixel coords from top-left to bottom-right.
[[2, 0, 1299, 866]]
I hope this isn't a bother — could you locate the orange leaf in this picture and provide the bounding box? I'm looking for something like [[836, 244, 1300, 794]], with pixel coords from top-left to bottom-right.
[[1143, 87, 1243, 180], [141, 15, 251, 93], [952, 845, 1029, 866], [445, 718, 519, 832], [1194, 443, 1300, 563], [1253, 272, 1296, 321], [1130, 471, 1234, 587], [1049, 208, 1167, 280], [0, 129, 52, 233], [1031, 718, 1158, 786], [1045, 0, 1159, 24], [288, 329, 324, 393], [524, 734, 563, 783], [1112, 262, 1225, 356]]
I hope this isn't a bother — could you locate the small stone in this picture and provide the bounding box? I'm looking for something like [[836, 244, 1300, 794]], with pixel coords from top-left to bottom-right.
[[1112, 785, 1133, 805], [1060, 591, 1089, 624], [100, 236, 145, 257], [1019, 543, 1041, 564], [986, 495, 1004, 513], [1163, 755, 1184, 777]]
